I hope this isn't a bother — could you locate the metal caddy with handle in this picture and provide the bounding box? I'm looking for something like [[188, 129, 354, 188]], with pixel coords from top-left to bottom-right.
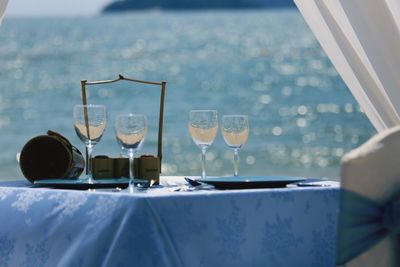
[[81, 74, 166, 184]]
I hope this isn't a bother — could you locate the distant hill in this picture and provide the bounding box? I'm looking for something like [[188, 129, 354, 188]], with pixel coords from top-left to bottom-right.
[[103, 0, 296, 13]]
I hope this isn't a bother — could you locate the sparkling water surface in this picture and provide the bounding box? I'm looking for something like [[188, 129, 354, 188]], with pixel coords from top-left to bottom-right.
[[0, 10, 375, 180]]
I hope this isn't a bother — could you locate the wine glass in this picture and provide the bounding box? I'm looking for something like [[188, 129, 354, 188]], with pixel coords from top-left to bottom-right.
[[73, 104, 107, 183], [115, 114, 147, 192], [221, 115, 249, 176], [188, 110, 218, 179]]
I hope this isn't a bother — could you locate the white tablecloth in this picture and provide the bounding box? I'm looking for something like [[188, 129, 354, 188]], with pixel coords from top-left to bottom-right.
[[0, 177, 339, 267]]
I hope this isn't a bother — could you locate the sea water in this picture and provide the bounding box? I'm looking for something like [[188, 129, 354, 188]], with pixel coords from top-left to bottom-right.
[[0, 10, 375, 180]]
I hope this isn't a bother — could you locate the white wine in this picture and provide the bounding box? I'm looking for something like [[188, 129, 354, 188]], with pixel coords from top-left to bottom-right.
[[116, 131, 146, 150], [189, 124, 218, 147], [74, 123, 106, 145], [222, 128, 249, 148]]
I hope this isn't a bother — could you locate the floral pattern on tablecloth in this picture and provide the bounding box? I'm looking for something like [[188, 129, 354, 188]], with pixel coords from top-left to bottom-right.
[[11, 190, 45, 213], [0, 234, 14, 267], [215, 199, 247, 259], [47, 192, 89, 222]]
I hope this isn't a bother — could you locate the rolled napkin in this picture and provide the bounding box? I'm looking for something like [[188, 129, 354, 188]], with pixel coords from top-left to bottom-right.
[[19, 130, 85, 182], [337, 126, 400, 267]]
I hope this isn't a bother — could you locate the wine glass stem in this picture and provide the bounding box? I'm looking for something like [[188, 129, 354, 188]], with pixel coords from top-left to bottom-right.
[[201, 147, 207, 179], [233, 148, 239, 176], [129, 151, 135, 191], [86, 144, 93, 182]]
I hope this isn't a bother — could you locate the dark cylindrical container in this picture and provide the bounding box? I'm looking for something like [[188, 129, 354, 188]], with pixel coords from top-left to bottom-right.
[[19, 131, 85, 182]]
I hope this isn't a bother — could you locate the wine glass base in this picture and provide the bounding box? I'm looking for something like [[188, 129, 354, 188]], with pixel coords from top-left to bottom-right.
[[81, 175, 94, 184], [124, 179, 152, 193], [125, 184, 144, 193]]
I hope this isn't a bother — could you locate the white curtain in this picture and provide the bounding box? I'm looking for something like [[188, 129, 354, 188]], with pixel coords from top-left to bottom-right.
[[294, 0, 400, 132], [0, 0, 8, 25]]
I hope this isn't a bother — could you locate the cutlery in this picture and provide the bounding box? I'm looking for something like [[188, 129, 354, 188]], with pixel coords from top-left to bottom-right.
[[183, 177, 215, 191]]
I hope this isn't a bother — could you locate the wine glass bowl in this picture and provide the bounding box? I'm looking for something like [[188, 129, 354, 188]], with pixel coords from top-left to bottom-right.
[[73, 104, 107, 183], [188, 110, 218, 179], [74, 122, 106, 146], [115, 124, 146, 151], [115, 113, 147, 192], [221, 115, 249, 176]]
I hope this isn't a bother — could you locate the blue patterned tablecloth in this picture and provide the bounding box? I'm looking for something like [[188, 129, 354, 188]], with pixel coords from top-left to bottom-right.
[[0, 177, 339, 267]]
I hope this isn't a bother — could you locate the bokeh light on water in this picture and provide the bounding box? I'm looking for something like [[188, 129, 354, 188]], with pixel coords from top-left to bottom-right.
[[0, 10, 375, 179]]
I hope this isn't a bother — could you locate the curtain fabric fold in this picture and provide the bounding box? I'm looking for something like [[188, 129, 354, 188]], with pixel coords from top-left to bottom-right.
[[0, 0, 7, 25], [294, 0, 400, 132]]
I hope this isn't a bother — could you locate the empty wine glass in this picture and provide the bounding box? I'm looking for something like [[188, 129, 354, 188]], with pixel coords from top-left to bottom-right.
[[73, 104, 107, 183], [115, 114, 147, 192], [221, 115, 249, 176], [189, 110, 218, 179]]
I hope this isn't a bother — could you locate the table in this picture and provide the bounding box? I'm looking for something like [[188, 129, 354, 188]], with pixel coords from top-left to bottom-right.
[[0, 177, 339, 267]]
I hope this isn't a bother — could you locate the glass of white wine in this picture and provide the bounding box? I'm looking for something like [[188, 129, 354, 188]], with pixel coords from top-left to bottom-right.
[[221, 115, 249, 176], [73, 104, 107, 183], [189, 110, 218, 179], [115, 114, 147, 192]]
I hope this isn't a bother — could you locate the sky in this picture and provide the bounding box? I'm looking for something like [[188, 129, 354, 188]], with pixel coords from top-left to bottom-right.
[[6, 0, 113, 17]]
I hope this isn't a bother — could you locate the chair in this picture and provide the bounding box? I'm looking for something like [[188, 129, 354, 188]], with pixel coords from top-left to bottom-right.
[[336, 126, 400, 266]]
